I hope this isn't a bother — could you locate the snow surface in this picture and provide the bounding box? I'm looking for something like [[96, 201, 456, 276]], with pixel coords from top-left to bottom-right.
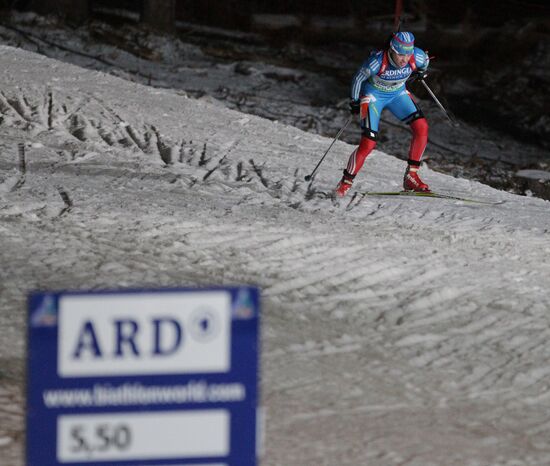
[[1, 44, 550, 465]]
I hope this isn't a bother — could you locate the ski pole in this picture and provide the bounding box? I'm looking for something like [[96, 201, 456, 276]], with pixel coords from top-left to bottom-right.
[[304, 116, 352, 181], [419, 79, 459, 126]]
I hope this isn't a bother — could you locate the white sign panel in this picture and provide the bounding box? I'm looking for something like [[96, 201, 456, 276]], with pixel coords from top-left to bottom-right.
[[57, 410, 230, 462], [58, 292, 231, 377]]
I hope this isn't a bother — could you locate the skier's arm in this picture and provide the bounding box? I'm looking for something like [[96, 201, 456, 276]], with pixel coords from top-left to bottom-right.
[[415, 48, 430, 71], [351, 65, 371, 101], [350, 54, 381, 108], [412, 48, 430, 80]]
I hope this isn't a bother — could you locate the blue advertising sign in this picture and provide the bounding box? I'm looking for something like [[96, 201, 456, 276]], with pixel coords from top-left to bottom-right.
[[27, 287, 260, 466]]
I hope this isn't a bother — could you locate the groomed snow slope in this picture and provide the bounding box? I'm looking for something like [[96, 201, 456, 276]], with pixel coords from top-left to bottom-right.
[[1, 45, 550, 465]]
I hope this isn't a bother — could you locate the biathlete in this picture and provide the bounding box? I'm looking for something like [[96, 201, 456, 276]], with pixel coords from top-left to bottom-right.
[[335, 32, 431, 197]]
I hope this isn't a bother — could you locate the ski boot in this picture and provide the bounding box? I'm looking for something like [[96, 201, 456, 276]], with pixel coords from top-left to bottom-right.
[[403, 168, 430, 192], [335, 170, 355, 197]]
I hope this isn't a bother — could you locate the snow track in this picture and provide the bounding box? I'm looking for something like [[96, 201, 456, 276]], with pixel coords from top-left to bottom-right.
[[2, 46, 550, 465]]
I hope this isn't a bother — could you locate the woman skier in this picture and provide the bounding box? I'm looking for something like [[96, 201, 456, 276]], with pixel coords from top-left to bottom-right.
[[335, 32, 431, 197]]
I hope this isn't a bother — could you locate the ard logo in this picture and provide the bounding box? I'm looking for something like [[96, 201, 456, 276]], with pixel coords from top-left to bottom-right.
[[72, 317, 184, 359], [58, 292, 231, 377]]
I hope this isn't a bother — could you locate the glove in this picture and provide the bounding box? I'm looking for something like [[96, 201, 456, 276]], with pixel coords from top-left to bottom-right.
[[412, 70, 428, 81], [349, 99, 360, 115]]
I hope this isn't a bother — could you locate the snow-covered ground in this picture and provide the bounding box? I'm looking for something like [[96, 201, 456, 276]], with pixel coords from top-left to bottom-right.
[[2, 41, 550, 466]]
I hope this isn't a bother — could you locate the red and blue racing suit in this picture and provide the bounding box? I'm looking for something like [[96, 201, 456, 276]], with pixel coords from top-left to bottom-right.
[[345, 47, 430, 178]]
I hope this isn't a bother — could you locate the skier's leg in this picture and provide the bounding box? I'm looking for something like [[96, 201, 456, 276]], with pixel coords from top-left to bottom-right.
[[387, 90, 430, 191], [336, 95, 381, 196], [407, 115, 428, 165], [345, 135, 377, 177], [403, 115, 430, 191]]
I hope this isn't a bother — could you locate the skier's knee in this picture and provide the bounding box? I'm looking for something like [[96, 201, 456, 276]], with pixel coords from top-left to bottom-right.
[[358, 135, 377, 153], [361, 128, 378, 141], [404, 110, 425, 126]]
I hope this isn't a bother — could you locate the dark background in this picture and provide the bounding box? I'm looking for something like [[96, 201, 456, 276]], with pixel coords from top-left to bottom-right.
[[4, 0, 548, 146]]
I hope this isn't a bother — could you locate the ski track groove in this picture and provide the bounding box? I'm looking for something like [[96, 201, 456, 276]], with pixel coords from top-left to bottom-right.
[[5, 88, 486, 222], [264, 243, 366, 275]]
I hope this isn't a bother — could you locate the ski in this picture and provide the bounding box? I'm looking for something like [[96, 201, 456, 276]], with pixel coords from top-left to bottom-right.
[[360, 191, 505, 205]]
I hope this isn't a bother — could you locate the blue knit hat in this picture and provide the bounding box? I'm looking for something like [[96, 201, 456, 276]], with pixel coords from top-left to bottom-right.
[[390, 32, 415, 55]]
